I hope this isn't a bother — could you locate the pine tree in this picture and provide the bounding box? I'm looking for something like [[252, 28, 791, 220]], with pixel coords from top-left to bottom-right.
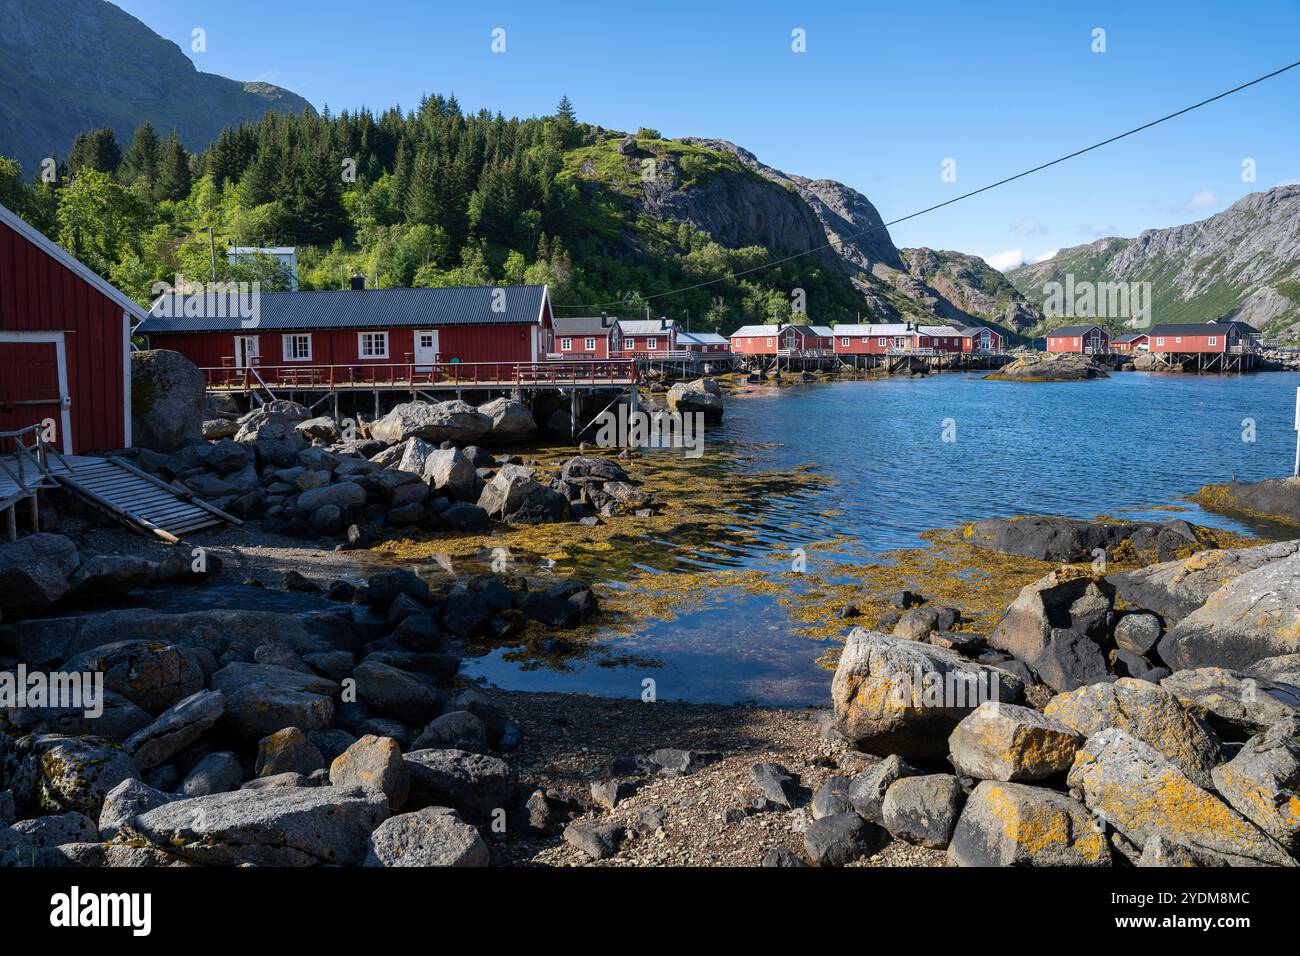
[[556, 95, 576, 122], [67, 128, 122, 177], [118, 123, 162, 187], [154, 132, 192, 201]]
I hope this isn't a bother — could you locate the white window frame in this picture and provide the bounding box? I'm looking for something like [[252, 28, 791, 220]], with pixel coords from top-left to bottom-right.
[[765, 338, 773, 347], [1207, 336, 1217, 346], [647, 337, 658, 350], [841, 337, 850, 347], [560, 337, 572, 351], [282, 333, 312, 362], [584, 337, 596, 351], [1156, 337, 1165, 346], [358, 331, 389, 359], [876, 337, 885, 346], [1175, 337, 1183, 344]]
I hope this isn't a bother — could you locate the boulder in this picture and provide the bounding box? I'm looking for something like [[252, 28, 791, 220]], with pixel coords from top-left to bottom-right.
[[98, 778, 170, 841], [370, 401, 491, 445], [178, 752, 244, 797], [364, 806, 490, 866], [124, 690, 225, 770], [948, 702, 1084, 782], [1067, 728, 1294, 867], [477, 397, 537, 442], [891, 605, 960, 642], [413, 711, 488, 754], [1210, 715, 1300, 854], [1044, 678, 1222, 788], [987, 352, 1109, 381], [967, 516, 1209, 564], [0, 532, 79, 619], [1157, 549, 1300, 671], [563, 819, 624, 860], [665, 378, 724, 422], [330, 735, 410, 811], [10, 734, 139, 817], [130, 350, 205, 452], [120, 785, 390, 866], [61, 641, 204, 714], [802, 812, 885, 866], [1199, 477, 1300, 525], [947, 781, 1111, 867], [1160, 668, 1298, 737], [1114, 613, 1163, 656], [561, 456, 631, 485], [811, 776, 853, 819], [9, 810, 97, 847], [880, 774, 965, 848], [987, 567, 1114, 692], [402, 748, 516, 822], [423, 448, 479, 501], [750, 762, 800, 809], [831, 629, 1023, 760], [62, 555, 157, 603], [477, 464, 540, 519], [1249, 655, 1300, 687], [296, 480, 366, 512], [352, 661, 444, 725], [848, 755, 920, 824], [295, 416, 341, 443], [255, 727, 325, 777]]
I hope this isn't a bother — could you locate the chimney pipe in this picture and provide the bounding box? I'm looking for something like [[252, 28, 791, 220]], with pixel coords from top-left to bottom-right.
[[349, 275, 365, 291]]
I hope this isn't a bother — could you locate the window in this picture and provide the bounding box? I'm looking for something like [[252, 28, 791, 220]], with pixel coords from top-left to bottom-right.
[[585, 337, 596, 351], [766, 338, 773, 347], [560, 337, 572, 351], [358, 331, 388, 358], [1074, 338, 1080, 347], [877, 337, 886, 346], [647, 337, 658, 349], [1156, 337, 1165, 346], [1175, 337, 1183, 344], [841, 337, 850, 347], [1208, 337, 1217, 346], [282, 333, 312, 361]]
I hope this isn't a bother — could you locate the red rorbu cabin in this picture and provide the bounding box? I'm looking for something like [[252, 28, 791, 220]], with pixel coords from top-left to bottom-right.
[[616, 317, 677, 356], [1147, 324, 1240, 354], [1046, 324, 1110, 354], [677, 331, 731, 356], [552, 314, 621, 359], [1110, 333, 1149, 352], [730, 324, 821, 355], [955, 325, 1003, 353], [0, 201, 146, 454], [135, 283, 556, 377]]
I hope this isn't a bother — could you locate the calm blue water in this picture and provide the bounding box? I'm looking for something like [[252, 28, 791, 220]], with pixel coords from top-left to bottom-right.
[[465, 371, 1300, 706]]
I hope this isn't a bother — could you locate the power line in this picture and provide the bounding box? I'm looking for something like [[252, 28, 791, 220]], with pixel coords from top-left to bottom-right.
[[553, 59, 1300, 312]]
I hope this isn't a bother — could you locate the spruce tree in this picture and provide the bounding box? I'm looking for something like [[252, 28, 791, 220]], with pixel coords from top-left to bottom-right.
[[155, 132, 192, 201]]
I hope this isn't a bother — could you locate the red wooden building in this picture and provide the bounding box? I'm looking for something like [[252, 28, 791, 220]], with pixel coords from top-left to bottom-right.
[[955, 325, 1003, 353], [1111, 332, 1149, 352], [677, 331, 731, 356], [1147, 324, 1239, 354], [730, 324, 822, 355], [1046, 324, 1110, 354], [1, 201, 145, 454], [553, 314, 621, 359], [136, 283, 556, 373], [616, 317, 677, 356]]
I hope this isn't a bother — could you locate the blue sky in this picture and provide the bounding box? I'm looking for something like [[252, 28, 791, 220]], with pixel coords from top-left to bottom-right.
[[114, 0, 1300, 269]]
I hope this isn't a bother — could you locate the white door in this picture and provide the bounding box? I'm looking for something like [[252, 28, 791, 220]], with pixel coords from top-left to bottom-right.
[[413, 330, 439, 370], [234, 335, 260, 368]]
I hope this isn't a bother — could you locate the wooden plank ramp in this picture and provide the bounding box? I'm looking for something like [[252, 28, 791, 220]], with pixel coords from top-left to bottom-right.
[[47, 455, 241, 543]]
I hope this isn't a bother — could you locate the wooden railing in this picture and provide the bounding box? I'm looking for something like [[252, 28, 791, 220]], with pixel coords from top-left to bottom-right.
[[201, 359, 639, 392]]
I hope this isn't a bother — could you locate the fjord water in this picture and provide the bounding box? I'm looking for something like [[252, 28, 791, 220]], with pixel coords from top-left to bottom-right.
[[465, 372, 1300, 706]]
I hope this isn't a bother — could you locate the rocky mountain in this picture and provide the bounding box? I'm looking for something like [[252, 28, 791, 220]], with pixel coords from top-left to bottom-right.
[[0, 0, 314, 177], [900, 247, 1045, 332], [1007, 185, 1300, 340]]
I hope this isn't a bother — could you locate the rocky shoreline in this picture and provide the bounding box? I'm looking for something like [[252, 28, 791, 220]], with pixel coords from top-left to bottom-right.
[[1, 375, 1299, 867]]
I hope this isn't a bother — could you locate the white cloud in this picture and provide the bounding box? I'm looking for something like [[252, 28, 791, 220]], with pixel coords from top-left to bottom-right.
[[1184, 188, 1217, 212], [1030, 249, 1058, 264], [982, 248, 1026, 271]]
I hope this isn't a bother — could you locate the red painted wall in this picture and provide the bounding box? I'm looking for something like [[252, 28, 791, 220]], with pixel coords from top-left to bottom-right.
[[0, 217, 128, 453], [1149, 332, 1229, 354], [556, 332, 612, 359], [961, 329, 1002, 352], [1047, 329, 1109, 353]]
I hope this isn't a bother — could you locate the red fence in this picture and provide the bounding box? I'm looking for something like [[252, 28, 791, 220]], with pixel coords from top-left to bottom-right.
[[201, 360, 639, 392]]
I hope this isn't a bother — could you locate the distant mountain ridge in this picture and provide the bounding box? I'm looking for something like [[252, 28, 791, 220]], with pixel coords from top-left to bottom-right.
[[0, 0, 314, 176], [1006, 186, 1300, 339]]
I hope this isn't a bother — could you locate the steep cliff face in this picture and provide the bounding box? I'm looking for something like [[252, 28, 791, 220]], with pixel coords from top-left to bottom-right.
[[902, 247, 1045, 331], [0, 0, 314, 175], [1007, 186, 1300, 338]]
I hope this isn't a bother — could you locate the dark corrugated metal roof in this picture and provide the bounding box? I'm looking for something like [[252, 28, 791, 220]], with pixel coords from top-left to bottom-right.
[[137, 285, 548, 333], [1048, 324, 1107, 336], [554, 315, 617, 335], [1113, 332, 1149, 342], [1150, 323, 1237, 335]]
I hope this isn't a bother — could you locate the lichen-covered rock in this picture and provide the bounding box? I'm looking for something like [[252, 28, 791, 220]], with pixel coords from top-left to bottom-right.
[[98, 778, 170, 841], [61, 640, 204, 714], [363, 806, 489, 866], [330, 734, 409, 811], [1066, 728, 1294, 867], [948, 702, 1083, 782], [831, 629, 1023, 760], [1044, 678, 1222, 788], [880, 774, 964, 848], [11, 734, 138, 818], [666, 378, 724, 422], [947, 781, 1111, 867], [402, 748, 516, 823], [1157, 548, 1300, 671], [1160, 667, 1299, 737], [0, 532, 79, 619], [255, 727, 324, 778], [370, 400, 491, 445], [477, 397, 537, 442], [120, 785, 389, 866], [987, 566, 1114, 692], [848, 754, 920, 823], [1210, 715, 1300, 853], [124, 689, 225, 770]]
